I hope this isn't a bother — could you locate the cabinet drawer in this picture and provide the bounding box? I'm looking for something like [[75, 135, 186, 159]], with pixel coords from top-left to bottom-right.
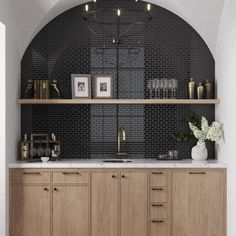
[[149, 171, 166, 186], [149, 187, 167, 202], [10, 169, 51, 184], [149, 203, 166, 218], [149, 219, 166, 236], [53, 170, 88, 183]]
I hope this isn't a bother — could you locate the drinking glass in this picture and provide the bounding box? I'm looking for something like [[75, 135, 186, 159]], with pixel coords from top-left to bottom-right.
[[163, 78, 168, 99], [159, 79, 164, 98], [147, 80, 152, 99], [54, 145, 61, 157], [172, 79, 178, 98], [152, 80, 156, 98], [155, 79, 161, 99]]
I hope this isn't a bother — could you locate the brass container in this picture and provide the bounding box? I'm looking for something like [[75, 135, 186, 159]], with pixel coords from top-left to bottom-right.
[[197, 83, 204, 99], [205, 80, 212, 99], [188, 78, 196, 99]]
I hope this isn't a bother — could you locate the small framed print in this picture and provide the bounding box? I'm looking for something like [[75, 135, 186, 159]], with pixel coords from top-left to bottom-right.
[[71, 74, 91, 99], [94, 74, 113, 99]]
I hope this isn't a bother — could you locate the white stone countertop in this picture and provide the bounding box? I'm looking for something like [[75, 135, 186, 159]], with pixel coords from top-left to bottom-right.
[[8, 159, 227, 169]]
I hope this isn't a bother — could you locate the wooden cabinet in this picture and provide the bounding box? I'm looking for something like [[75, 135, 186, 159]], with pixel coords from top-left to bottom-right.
[[52, 185, 89, 236], [10, 184, 50, 236], [91, 172, 119, 236], [172, 170, 226, 236], [91, 171, 147, 236], [10, 168, 226, 236], [120, 172, 147, 236]]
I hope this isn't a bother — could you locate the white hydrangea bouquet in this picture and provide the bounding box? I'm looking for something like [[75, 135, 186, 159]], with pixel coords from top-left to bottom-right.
[[189, 117, 223, 161]]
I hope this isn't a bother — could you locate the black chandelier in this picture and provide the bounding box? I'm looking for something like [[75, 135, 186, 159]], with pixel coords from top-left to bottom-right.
[[82, 0, 153, 44]]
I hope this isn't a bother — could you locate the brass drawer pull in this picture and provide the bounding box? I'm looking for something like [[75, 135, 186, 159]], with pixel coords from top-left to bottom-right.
[[152, 172, 163, 175], [151, 204, 164, 207], [152, 187, 164, 191], [23, 172, 41, 175], [151, 220, 165, 223], [189, 172, 206, 175], [62, 172, 81, 175]]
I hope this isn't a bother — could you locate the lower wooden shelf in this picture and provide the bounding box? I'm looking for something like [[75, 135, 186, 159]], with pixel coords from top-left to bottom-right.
[[16, 99, 220, 105]]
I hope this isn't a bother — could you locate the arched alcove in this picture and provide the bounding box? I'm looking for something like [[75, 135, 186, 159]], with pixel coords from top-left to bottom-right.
[[21, 0, 215, 160]]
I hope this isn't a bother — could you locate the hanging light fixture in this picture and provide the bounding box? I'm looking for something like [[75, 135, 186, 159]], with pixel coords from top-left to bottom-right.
[[82, 0, 153, 44]]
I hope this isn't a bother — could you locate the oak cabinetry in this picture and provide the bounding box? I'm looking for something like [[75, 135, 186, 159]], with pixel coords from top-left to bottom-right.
[[91, 172, 119, 236], [10, 170, 51, 236], [10, 168, 226, 236], [91, 171, 147, 236], [172, 170, 226, 236], [120, 172, 147, 236], [52, 170, 89, 236], [148, 171, 170, 236]]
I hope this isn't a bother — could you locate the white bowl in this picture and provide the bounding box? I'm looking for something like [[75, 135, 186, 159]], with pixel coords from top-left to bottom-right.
[[41, 157, 49, 163]]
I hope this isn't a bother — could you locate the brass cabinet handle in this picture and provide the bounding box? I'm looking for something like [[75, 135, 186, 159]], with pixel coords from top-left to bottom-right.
[[53, 187, 59, 192], [112, 175, 117, 178], [189, 172, 206, 175], [44, 187, 49, 191], [151, 172, 163, 175], [23, 172, 41, 175], [62, 172, 81, 175], [151, 220, 165, 223], [151, 204, 164, 207], [151, 187, 164, 191], [121, 175, 126, 178]]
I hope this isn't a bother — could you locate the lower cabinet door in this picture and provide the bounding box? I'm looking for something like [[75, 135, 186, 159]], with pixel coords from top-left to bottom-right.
[[120, 172, 147, 236], [172, 171, 225, 236], [10, 184, 50, 236], [91, 172, 118, 236], [52, 185, 89, 236]]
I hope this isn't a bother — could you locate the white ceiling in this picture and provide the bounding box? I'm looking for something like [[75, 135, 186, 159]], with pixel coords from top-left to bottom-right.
[[10, 0, 225, 58]]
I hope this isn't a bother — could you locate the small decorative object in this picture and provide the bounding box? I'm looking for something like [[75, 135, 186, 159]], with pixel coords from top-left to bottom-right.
[[41, 157, 49, 163], [189, 117, 223, 161], [197, 82, 204, 99], [205, 80, 212, 99], [94, 74, 113, 99], [71, 74, 91, 99], [188, 78, 196, 99], [24, 80, 34, 98], [50, 80, 62, 98]]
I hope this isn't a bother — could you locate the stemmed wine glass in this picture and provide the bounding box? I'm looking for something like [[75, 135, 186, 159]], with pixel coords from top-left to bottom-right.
[[172, 79, 178, 98], [147, 80, 152, 98], [155, 79, 161, 99], [163, 78, 168, 99]]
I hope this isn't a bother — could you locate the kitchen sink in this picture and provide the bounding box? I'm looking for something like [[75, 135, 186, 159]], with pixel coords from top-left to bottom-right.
[[102, 159, 134, 163]]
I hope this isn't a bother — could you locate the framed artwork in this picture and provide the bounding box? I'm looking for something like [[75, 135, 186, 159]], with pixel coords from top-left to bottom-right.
[[71, 74, 91, 99], [94, 74, 113, 99]]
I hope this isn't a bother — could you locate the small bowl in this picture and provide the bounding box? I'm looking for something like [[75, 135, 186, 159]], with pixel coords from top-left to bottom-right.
[[41, 157, 49, 163]]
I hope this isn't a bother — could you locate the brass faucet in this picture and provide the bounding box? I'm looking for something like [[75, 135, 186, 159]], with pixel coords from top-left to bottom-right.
[[117, 127, 127, 157]]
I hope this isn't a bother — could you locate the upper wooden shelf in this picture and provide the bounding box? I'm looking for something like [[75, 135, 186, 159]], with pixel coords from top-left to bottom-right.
[[16, 99, 220, 105]]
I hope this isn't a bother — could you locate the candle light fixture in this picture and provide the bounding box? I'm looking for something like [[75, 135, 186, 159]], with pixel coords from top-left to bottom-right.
[[82, 0, 153, 44]]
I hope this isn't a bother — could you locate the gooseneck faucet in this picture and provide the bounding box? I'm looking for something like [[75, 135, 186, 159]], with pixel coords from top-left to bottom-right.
[[117, 127, 127, 158]]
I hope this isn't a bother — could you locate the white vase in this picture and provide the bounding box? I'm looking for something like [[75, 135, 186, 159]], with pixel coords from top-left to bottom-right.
[[191, 142, 208, 161]]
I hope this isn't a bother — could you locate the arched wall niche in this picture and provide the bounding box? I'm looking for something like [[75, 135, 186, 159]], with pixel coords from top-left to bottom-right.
[[21, 0, 216, 160]]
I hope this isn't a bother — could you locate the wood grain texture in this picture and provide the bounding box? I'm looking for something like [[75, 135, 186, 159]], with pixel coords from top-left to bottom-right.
[[10, 184, 51, 236], [91, 172, 118, 236], [171, 170, 225, 236], [120, 172, 148, 236], [16, 99, 220, 105], [52, 185, 89, 236]]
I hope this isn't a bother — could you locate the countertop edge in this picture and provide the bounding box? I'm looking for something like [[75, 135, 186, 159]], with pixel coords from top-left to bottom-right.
[[8, 159, 227, 169]]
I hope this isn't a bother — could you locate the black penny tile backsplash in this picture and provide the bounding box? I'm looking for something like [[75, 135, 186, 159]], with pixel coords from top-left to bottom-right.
[[21, 0, 215, 159]]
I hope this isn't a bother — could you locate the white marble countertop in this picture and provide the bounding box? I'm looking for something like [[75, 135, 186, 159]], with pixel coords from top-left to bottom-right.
[[8, 159, 226, 169]]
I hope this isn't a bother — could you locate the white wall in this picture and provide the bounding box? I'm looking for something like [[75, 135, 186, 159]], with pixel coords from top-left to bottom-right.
[[0, 21, 6, 236], [0, 0, 21, 235], [10, 0, 224, 58], [216, 0, 236, 235]]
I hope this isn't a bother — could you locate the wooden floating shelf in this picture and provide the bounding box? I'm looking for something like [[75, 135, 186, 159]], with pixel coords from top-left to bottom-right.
[[16, 99, 220, 105]]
